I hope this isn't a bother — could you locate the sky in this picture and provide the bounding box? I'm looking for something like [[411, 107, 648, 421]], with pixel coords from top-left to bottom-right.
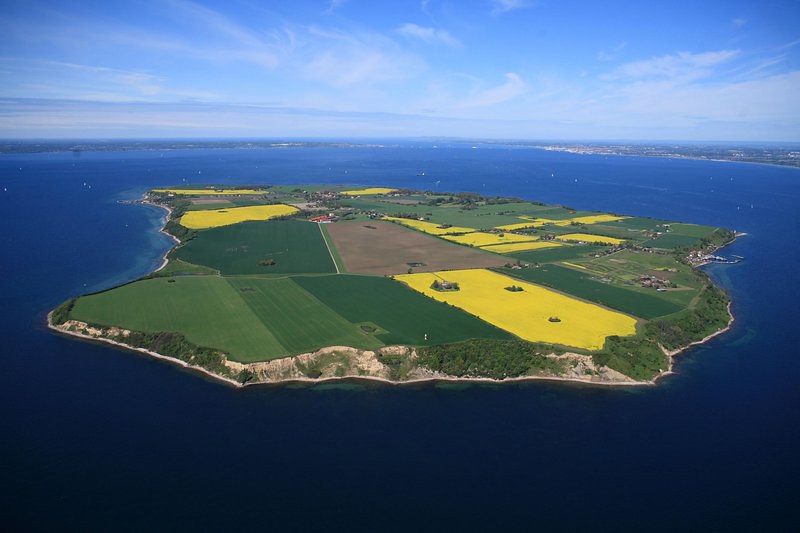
[[1, 0, 799, 141]]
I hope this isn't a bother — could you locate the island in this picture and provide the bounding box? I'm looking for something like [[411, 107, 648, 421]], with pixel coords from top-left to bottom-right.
[[49, 184, 738, 387]]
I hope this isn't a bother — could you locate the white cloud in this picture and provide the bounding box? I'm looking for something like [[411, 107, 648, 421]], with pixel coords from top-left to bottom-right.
[[597, 41, 627, 62], [324, 0, 348, 14], [732, 17, 747, 28], [491, 0, 536, 14], [162, 0, 289, 68], [397, 23, 460, 47], [302, 28, 427, 87], [608, 50, 740, 81], [458, 72, 527, 107]]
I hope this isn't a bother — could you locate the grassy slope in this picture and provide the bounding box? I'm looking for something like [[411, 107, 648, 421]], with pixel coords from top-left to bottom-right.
[[70, 277, 286, 362], [174, 220, 336, 275], [496, 265, 682, 319], [226, 277, 381, 354], [295, 274, 513, 346]]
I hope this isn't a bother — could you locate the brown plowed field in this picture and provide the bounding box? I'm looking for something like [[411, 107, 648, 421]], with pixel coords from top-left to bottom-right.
[[325, 220, 508, 275]]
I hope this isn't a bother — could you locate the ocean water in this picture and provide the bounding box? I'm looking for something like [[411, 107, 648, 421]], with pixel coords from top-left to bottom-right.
[[1, 143, 797, 531]]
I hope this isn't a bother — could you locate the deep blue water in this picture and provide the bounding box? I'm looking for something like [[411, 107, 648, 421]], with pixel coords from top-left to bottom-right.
[[1, 144, 798, 531]]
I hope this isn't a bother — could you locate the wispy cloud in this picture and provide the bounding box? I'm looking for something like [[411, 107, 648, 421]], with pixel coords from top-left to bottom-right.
[[458, 72, 527, 107], [597, 41, 628, 62], [608, 50, 740, 81], [397, 23, 460, 47], [163, 0, 288, 68], [491, 0, 536, 14], [324, 0, 348, 15], [303, 27, 427, 87], [732, 17, 747, 28]]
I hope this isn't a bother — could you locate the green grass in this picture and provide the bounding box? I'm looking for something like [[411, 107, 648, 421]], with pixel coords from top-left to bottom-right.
[[294, 274, 513, 346], [608, 217, 671, 231], [643, 233, 700, 249], [174, 220, 336, 275], [184, 199, 272, 211], [70, 277, 286, 362], [319, 223, 346, 273], [496, 264, 682, 319], [506, 244, 605, 264], [226, 277, 381, 354], [156, 258, 219, 276], [669, 222, 718, 237]]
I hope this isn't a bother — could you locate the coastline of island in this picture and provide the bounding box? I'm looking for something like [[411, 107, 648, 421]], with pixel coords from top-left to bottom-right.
[[48, 185, 741, 388]]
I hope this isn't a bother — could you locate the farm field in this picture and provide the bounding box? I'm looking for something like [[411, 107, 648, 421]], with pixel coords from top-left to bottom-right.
[[179, 204, 299, 229], [440, 231, 539, 247], [382, 216, 476, 235], [496, 264, 683, 319], [561, 250, 705, 307], [152, 188, 268, 195], [70, 276, 286, 362], [54, 183, 735, 383], [184, 198, 274, 211], [556, 233, 626, 245], [340, 187, 397, 196], [480, 241, 564, 254], [395, 269, 638, 350], [506, 244, 605, 264], [295, 274, 513, 346], [225, 277, 382, 355], [643, 233, 701, 249], [174, 220, 336, 275], [324, 220, 507, 275]]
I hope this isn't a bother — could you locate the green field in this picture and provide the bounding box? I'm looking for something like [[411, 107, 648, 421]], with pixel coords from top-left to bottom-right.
[[184, 199, 273, 211], [606, 217, 671, 231], [70, 276, 382, 362], [295, 274, 513, 346], [563, 250, 705, 307], [225, 277, 381, 354], [174, 220, 336, 275], [506, 244, 605, 264], [496, 264, 682, 319], [340, 198, 596, 228], [643, 233, 700, 249], [70, 277, 286, 362]]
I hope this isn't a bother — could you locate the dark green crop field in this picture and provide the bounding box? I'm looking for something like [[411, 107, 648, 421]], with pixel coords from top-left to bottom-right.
[[174, 220, 336, 275], [226, 277, 381, 354], [295, 274, 513, 346], [506, 244, 605, 264], [496, 264, 683, 319]]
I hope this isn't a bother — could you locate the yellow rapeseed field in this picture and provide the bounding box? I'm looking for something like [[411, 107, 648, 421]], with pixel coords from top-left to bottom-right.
[[496, 218, 572, 230], [561, 261, 588, 270], [496, 214, 626, 231], [152, 188, 267, 195], [383, 216, 476, 235], [568, 214, 627, 225], [395, 269, 636, 350], [179, 204, 299, 229], [480, 241, 564, 254], [556, 233, 625, 245], [340, 187, 397, 196], [441, 232, 539, 247]]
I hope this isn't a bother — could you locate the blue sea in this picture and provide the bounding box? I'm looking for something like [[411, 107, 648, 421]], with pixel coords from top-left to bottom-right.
[[1, 143, 798, 531]]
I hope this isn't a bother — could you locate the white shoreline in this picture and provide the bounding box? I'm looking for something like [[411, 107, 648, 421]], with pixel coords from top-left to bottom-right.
[[141, 199, 180, 272]]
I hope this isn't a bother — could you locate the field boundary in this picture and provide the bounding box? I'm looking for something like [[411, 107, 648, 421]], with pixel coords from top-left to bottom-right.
[[319, 223, 343, 273]]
